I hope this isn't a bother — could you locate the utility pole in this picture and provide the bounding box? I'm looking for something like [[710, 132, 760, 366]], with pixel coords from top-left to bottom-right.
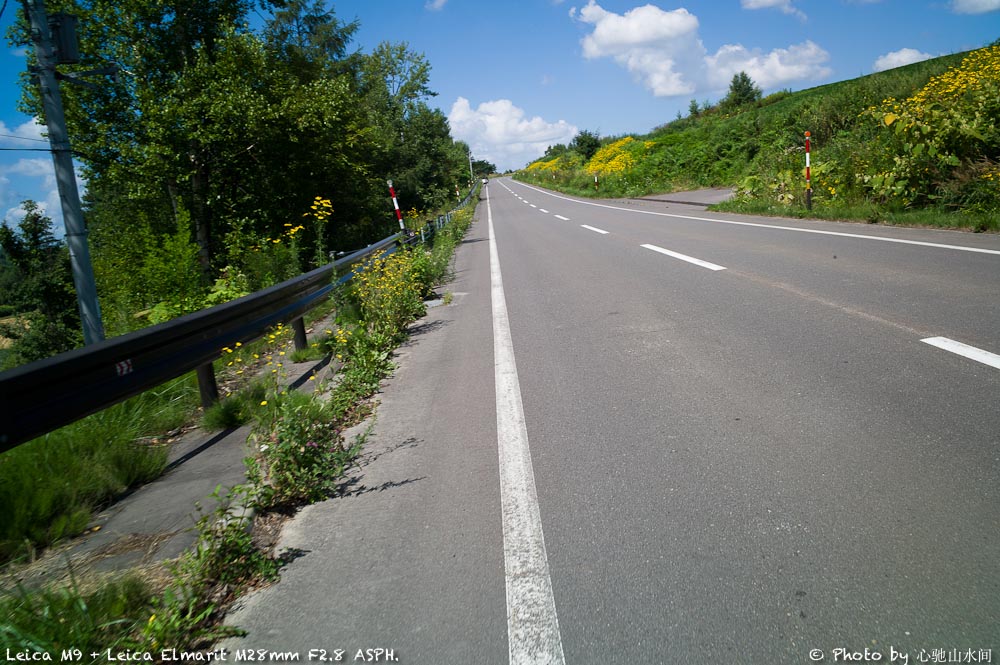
[[22, 0, 105, 345], [467, 148, 474, 185]]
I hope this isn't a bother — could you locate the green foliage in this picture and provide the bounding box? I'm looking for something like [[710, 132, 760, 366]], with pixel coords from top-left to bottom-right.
[[7, 0, 476, 336], [352, 249, 427, 343], [0, 201, 82, 368], [0, 575, 153, 652], [202, 380, 269, 430], [570, 130, 602, 161], [861, 45, 1000, 210], [248, 393, 354, 507], [180, 486, 279, 590], [722, 71, 762, 111], [472, 158, 497, 177]]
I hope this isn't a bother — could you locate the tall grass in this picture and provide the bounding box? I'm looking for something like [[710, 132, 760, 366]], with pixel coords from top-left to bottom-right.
[[1, 574, 154, 652], [0, 375, 199, 564]]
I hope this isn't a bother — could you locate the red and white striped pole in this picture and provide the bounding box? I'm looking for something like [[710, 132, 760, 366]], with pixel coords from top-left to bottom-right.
[[387, 179, 404, 231], [804, 131, 813, 211]]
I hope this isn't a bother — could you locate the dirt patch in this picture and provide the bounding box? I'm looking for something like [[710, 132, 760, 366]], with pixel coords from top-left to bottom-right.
[[1, 531, 179, 595]]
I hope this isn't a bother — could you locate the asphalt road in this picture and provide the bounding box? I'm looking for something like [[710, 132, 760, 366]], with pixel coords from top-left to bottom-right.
[[221, 178, 1000, 664]]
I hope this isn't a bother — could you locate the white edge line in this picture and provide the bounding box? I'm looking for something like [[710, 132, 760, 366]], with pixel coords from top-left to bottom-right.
[[486, 186, 567, 664], [641, 243, 726, 271], [554, 215, 570, 221], [512, 181, 1000, 257], [581, 224, 609, 235], [921, 337, 1000, 370]]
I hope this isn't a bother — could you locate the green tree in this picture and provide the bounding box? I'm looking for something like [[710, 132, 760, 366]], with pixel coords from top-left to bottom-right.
[[263, 0, 359, 82], [570, 130, 601, 160], [472, 159, 496, 177], [722, 71, 762, 110], [0, 202, 82, 367], [8, 0, 473, 329]]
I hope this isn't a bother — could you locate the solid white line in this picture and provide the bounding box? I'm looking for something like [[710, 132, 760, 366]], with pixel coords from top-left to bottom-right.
[[539, 209, 549, 214], [921, 337, 1000, 370], [513, 181, 1000, 257], [641, 243, 726, 271], [554, 215, 570, 221], [486, 187, 566, 665], [581, 225, 609, 235]]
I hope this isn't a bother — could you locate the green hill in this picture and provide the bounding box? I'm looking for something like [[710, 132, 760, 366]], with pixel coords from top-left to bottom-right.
[[516, 44, 999, 232]]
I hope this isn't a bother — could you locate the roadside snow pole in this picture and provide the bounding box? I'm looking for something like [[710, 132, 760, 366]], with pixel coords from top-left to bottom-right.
[[387, 179, 404, 231], [595, 174, 599, 191], [805, 131, 813, 211]]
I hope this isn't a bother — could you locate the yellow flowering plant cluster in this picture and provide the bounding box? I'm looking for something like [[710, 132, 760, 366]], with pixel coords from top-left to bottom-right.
[[217, 321, 293, 392], [527, 157, 564, 172], [353, 249, 426, 343], [863, 44, 1000, 207], [303, 196, 332, 266], [586, 137, 639, 176]]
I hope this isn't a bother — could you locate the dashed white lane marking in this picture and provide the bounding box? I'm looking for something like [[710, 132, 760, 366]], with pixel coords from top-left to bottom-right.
[[921, 337, 1000, 370], [530, 204, 537, 208], [554, 215, 570, 221], [539, 209, 549, 214], [513, 181, 1000, 257], [581, 225, 609, 235], [486, 186, 567, 665], [641, 243, 727, 271]]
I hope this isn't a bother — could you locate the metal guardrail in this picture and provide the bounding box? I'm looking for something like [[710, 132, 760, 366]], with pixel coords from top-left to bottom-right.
[[0, 185, 479, 452], [0, 233, 397, 452]]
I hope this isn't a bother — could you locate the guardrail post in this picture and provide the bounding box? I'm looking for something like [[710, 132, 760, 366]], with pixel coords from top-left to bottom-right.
[[292, 316, 308, 351], [196, 363, 219, 408]]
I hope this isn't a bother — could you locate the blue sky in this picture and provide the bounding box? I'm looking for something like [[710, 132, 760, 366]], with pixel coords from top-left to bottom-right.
[[1, 0, 998, 232]]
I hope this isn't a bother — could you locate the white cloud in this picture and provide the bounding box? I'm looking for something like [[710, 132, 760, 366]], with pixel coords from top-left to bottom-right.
[[873, 48, 935, 72], [0, 118, 46, 147], [448, 97, 578, 171], [3, 157, 55, 179], [425, 0, 447, 11], [951, 0, 1000, 13], [0, 157, 86, 235], [577, 2, 704, 96], [574, 1, 831, 97], [740, 0, 806, 20], [705, 40, 831, 89], [0, 158, 59, 229], [4, 204, 29, 227]]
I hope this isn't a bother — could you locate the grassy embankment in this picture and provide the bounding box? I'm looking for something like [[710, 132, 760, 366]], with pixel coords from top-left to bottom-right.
[[516, 45, 999, 232]]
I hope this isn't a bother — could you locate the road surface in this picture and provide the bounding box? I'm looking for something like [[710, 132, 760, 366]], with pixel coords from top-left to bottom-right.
[[221, 177, 1000, 664]]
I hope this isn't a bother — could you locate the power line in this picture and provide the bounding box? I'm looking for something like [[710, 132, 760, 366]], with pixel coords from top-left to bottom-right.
[[0, 133, 49, 143], [0, 147, 52, 152]]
